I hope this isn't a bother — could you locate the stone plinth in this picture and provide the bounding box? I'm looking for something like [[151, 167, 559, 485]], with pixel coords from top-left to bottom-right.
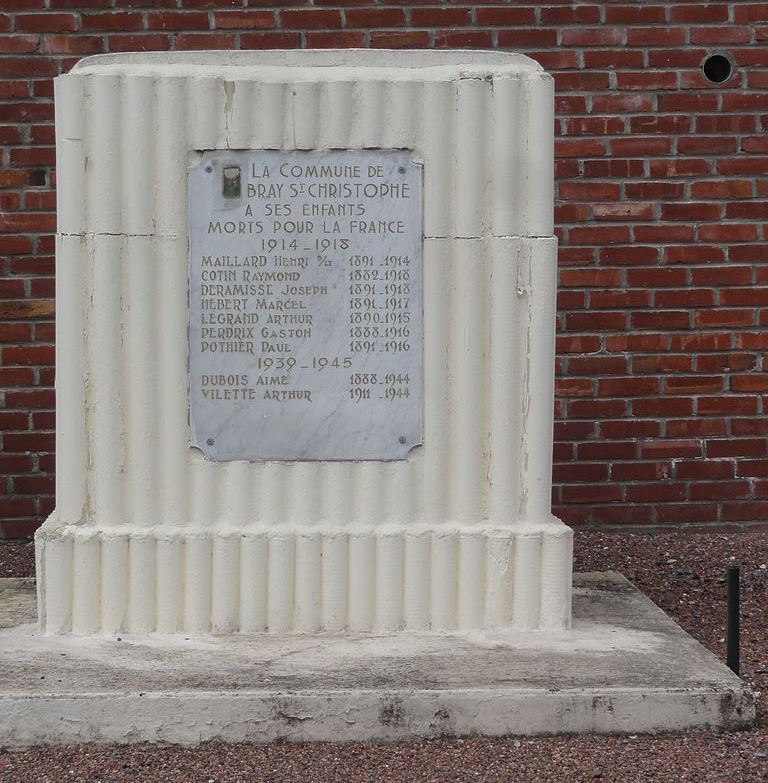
[[37, 50, 572, 634], [1, 574, 754, 745]]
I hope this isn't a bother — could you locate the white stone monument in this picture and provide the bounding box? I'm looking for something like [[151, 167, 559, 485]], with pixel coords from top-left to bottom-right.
[[37, 50, 572, 635]]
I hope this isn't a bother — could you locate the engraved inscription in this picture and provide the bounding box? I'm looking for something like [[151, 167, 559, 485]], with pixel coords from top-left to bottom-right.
[[188, 150, 423, 461]]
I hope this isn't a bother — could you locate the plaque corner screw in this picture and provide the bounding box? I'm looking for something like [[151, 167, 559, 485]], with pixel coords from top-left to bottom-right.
[[205, 165, 213, 174], [206, 438, 215, 446], [398, 436, 406, 445], [397, 166, 406, 175]]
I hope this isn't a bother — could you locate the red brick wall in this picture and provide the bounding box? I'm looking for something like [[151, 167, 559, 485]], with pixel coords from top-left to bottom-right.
[[1, 2, 767, 537]]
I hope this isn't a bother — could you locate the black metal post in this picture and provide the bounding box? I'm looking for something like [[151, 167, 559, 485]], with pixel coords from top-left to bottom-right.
[[726, 565, 740, 676]]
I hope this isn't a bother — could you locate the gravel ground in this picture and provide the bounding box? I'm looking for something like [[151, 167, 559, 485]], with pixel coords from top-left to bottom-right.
[[0, 541, 34, 578], [0, 530, 766, 783]]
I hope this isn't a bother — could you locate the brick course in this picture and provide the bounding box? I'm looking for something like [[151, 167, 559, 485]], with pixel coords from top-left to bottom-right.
[[0, 1, 767, 537]]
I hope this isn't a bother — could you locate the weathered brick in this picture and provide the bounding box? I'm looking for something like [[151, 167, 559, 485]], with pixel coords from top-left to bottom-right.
[[664, 376, 724, 394], [585, 50, 645, 68], [699, 223, 758, 243], [344, 8, 405, 28], [694, 310, 756, 329], [567, 399, 629, 419], [598, 246, 658, 266], [576, 440, 638, 460], [213, 11, 275, 29], [611, 462, 670, 481], [721, 502, 768, 521], [410, 7, 471, 26], [599, 377, 660, 397], [541, 6, 600, 24], [593, 203, 654, 221], [676, 460, 733, 480], [634, 225, 694, 242], [633, 354, 692, 373], [667, 419, 726, 438], [280, 8, 343, 29], [562, 27, 624, 47], [497, 29, 558, 48], [691, 180, 753, 199], [583, 159, 646, 178], [108, 33, 172, 51], [561, 484, 623, 504], [654, 289, 714, 308], [606, 333, 670, 352], [568, 356, 628, 376], [626, 483, 686, 502], [697, 396, 758, 415], [303, 30, 364, 47], [2, 345, 54, 366], [697, 114, 756, 133], [553, 463, 609, 483], [665, 245, 725, 264], [369, 30, 431, 48], [690, 25, 752, 44], [611, 137, 672, 155], [627, 27, 686, 47], [632, 397, 694, 416], [15, 13, 77, 32], [174, 33, 237, 51], [731, 374, 768, 392], [590, 290, 650, 308], [604, 5, 666, 24], [696, 352, 756, 372], [632, 310, 690, 329], [434, 30, 494, 48], [240, 32, 301, 48], [732, 418, 768, 436], [82, 11, 143, 31], [708, 439, 768, 458], [568, 226, 631, 245]]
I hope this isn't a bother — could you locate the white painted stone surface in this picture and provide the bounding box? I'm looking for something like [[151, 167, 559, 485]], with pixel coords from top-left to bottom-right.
[[38, 50, 572, 634]]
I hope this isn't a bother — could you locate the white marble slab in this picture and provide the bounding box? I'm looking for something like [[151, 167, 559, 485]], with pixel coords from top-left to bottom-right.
[[188, 149, 423, 461]]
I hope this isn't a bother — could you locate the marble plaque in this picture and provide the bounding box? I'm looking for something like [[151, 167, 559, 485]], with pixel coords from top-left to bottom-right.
[[188, 150, 423, 461]]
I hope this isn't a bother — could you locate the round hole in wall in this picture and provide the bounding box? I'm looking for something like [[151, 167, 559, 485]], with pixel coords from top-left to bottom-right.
[[702, 54, 733, 84]]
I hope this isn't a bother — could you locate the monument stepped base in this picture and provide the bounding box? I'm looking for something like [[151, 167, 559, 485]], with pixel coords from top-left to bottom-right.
[[35, 518, 572, 634], [0, 573, 753, 747]]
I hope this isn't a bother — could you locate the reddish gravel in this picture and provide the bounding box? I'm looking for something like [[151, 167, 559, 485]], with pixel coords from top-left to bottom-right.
[[0, 541, 34, 578], [1, 530, 766, 783]]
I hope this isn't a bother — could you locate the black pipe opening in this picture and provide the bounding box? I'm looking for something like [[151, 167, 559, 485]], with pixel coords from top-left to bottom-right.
[[703, 54, 733, 84]]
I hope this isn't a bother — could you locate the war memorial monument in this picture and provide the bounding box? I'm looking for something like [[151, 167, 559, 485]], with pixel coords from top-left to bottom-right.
[[0, 50, 752, 745]]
